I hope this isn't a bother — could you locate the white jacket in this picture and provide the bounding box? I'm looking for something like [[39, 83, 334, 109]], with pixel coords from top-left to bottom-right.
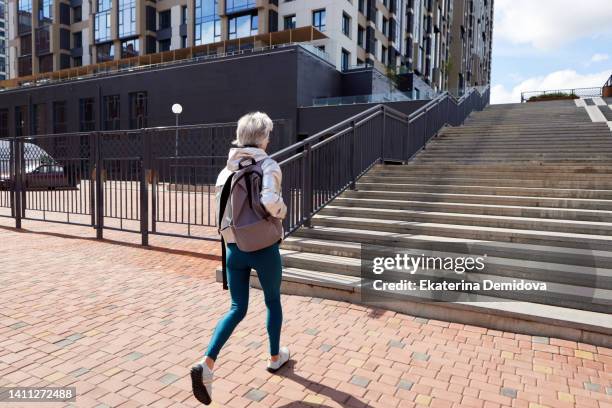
[[216, 147, 287, 242]]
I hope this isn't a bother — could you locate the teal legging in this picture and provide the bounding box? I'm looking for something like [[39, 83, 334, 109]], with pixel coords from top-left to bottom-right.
[[205, 242, 283, 360]]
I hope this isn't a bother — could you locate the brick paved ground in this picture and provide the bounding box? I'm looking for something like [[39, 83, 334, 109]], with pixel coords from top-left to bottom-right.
[[0, 218, 611, 408]]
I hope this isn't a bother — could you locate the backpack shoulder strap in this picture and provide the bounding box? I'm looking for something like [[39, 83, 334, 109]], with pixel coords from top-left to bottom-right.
[[218, 172, 234, 230], [218, 172, 234, 291]]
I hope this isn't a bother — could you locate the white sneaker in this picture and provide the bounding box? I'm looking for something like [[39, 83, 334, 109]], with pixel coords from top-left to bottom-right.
[[191, 359, 213, 405], [267, 346, 290, 373]]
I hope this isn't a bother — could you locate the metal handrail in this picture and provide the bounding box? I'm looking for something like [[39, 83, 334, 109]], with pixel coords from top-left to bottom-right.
[[520, 87, 602, 103], [274, 85, 490, 236]]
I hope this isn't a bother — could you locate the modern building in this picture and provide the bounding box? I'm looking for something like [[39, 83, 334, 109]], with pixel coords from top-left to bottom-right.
[[1, 0, 493, 108], [448, 0, 493, 95]]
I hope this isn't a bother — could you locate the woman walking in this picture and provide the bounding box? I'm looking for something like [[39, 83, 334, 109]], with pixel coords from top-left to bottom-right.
[[191, 112, 289, 405]]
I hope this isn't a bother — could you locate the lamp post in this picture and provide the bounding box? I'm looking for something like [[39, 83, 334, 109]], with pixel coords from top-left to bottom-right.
[[171, 103, 183, 156]]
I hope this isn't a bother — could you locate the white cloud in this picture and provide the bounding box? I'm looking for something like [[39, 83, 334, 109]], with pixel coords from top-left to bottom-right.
[[491, 69, 612, 104], [495, 0, 612, 50], [591, 53, 610, 63]]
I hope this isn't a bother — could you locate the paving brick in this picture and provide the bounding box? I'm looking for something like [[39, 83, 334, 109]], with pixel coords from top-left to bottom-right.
[[0, 220, 610, 408]]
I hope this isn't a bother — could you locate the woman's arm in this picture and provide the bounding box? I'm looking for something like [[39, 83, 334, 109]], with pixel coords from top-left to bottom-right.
[[261, 159, 287, 219]]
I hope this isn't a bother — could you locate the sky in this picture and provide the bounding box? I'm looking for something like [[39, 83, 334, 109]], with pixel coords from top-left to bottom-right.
[[490, 0, 612, 104]]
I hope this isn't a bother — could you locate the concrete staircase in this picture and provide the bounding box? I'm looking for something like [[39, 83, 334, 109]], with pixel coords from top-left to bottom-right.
[[226, 101, 612, 346]]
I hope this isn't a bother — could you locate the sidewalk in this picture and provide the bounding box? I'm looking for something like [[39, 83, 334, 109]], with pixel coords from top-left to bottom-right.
[[0, 219, 611, 408]]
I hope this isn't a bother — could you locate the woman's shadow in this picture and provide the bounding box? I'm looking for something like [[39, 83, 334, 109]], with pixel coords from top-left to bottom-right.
[[274, 360, 375, 408]]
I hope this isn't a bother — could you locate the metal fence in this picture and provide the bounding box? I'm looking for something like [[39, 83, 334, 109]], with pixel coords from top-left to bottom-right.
[[0, 120, 291, 243], [520, 87, 603, 103], [271, 86, 490, 236], [0, 86, 489, 245]]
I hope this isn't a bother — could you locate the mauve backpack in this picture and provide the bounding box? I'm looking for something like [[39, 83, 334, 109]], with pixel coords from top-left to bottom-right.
[[217, 157, 283, 289]]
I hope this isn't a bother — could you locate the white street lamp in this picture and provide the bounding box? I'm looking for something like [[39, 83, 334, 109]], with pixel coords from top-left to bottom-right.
[[172, 103, 183, 156]]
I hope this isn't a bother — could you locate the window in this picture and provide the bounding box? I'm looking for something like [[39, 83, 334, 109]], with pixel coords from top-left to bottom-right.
[[73, 31, 82, 48], [195, 0, 220, 45], [20, 34, 32, 55], [94, 10, 111, 42], [228, 14, 258, 39], [15, 106, 30, 137], [53, 102, 67, 133], [18, 56, 32, 76], [158, 39, 170, 51], [159, 9, 171, 29], [39, 55, 53, 73], [33, 103, 47, 135], [129, 92, 147, 129], [79, 98, 95, 131], [96, 43, 114, 62], [342, 13, 350, 37], [341, 49, 350, 71], [121, 38, 139, 58], [18, 0, 33, 34], [181, 36, 187, 48], [312, 9, 325, 31], [39, 0, 53, 23], [357, 26, 364, 47], [118, 0, 136, 37], [226, 0, 256, 14], [73, 56, 82, 67], [381, 45, 387, 64], [0, 109, 8, 138], [103, 95, 120, 130], [72, 5, 81, 23], [283, 14, 296, 30], [382, 17, 388, 36], [181, 6, 187, 24], [358, 0, 364, 13]]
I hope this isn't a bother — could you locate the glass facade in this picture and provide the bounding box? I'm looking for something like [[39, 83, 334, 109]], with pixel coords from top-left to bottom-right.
[[118, 0, 136, 38], [95, 0, 111, 43], [228, 14, 258, 39], [121, 38, 138, 57], [18, 0, 32, 34], [94, 11, 111, 42], [225, 0, 256, 14], [96, 42, 114, 61], [39, 0, 52, 23], [195, 0, 220, 45]]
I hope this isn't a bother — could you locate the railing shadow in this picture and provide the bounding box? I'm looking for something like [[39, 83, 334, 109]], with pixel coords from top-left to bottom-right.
[[274, 360, 375, 408], [0, 223, 221, 262]]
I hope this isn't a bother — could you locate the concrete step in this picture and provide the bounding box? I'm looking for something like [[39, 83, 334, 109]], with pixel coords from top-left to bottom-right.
[[425, 144, 612, 151], [289, 229, 612, 268], [310, 215, 612, 250], [342, 189, 612, 211], [413, 159, 612, 165], [358, 175, 612, 189], [355, 182, 612, 199], [222, 266, 612, 347], [319, 205, 612, 236], [333, 197, 612, 222], [375, 163, 612, 172], [279, 250, 612, 312], [280, 246, 612, 290]]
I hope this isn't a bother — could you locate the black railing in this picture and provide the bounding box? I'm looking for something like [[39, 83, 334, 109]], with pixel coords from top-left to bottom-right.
[[0, 120, 291, 244], [0, 85, 489, 245], [271, 85, 490, 236], [520, 87, 602, 103]]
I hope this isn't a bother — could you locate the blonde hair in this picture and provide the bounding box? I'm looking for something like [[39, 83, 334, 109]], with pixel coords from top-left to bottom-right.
[[232, 112, 274, 147]]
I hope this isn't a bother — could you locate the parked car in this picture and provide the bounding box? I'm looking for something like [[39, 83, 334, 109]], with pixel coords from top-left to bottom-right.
[[0, 164, 78, 190]]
